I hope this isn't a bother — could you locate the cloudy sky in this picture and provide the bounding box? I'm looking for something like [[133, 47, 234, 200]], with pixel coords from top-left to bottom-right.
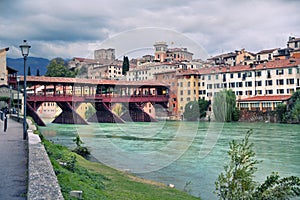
[[1, 0, 299, 60]]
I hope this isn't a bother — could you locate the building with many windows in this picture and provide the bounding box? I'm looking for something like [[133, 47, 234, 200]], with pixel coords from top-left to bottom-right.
[[176, 58, 300, 118]]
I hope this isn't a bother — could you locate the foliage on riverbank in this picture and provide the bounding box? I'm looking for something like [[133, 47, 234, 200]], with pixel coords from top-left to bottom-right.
[[41, 135, 200, 200], [277, 90, 300, 123], [215, 129, 300, 199]]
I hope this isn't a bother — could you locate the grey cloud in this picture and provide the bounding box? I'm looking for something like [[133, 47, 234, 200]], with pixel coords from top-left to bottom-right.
[[1, 0, 300, 59]]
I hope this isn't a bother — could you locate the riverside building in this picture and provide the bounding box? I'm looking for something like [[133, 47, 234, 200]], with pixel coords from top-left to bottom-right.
[[176, 58, 300, 118]]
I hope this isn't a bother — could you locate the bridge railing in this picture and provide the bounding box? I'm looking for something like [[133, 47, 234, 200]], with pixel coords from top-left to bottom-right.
[[27, 93, 169, 103]]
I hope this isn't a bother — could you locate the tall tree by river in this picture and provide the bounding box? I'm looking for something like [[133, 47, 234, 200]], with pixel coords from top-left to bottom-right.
[[213, 89, 239, 122]]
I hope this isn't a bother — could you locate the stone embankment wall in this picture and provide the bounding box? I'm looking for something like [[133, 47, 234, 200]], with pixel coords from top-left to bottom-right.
[[239, 110, 278, 123]]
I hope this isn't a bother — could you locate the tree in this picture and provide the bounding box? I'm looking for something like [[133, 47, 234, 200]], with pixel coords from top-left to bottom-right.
[[276, 103, 287, 123], [215, 129, 300, 200], [198, 98, 210, 118], [291, 99, 300, 122], [27, 66, 31, 76], [36, 68, 40, 76], [276, 90, 300, 123], [45, 57, 76, 77], [183, 100, 200, 121], [122, 56, 130, 75], [213, 89, 237, 122]]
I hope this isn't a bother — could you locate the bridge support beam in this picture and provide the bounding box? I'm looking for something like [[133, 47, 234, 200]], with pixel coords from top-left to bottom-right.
[[88, 102, 125, 123], [121, 103, 157, 122], [27, 103, 46, 126], [52, 102, 88, 124]]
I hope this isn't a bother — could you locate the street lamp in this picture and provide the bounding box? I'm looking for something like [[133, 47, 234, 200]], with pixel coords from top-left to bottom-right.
[[17, 75, 20, 122], [19, 40, 31, 140]]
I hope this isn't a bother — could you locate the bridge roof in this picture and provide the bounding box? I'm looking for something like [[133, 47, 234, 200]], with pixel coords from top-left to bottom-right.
[[20, 76, 169, 87]]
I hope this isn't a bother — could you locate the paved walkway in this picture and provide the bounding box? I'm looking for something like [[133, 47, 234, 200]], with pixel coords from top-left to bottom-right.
[[0, 117, 27, 199]]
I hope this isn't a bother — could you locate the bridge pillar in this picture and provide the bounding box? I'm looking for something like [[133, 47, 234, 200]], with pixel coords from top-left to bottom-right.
[[121, 103, 157, 122], [52, 102, 88, 124], [27, 103, 46, 126], [87, 102, 125, 123]]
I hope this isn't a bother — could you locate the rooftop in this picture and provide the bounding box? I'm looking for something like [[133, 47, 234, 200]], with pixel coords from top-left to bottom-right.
[[238, 95, 291, 102]]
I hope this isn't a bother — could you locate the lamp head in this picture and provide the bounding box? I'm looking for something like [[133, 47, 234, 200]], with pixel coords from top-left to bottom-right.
[[19, 40, 31, 57]]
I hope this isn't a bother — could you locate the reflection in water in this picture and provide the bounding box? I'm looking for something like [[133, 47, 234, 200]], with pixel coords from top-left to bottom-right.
[[39, 121, 300, 200]]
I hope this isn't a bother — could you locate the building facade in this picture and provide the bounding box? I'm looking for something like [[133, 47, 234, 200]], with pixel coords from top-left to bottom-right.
[[176, 58, 300, 117]]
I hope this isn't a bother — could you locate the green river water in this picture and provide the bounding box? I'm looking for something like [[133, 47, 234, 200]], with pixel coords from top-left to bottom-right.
[[39, 121, 300, 200]]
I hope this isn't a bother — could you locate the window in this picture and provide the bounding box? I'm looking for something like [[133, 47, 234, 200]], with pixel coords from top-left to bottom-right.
[[230, 82, 235, 88], [187, 97, 191, 101], [276, 79, 284, 85], [223, 74, 226, 82], [266, 90, 273, 94], [287, 88, 293, 94], [246, 90, 252, 95], [288, 68, 293, 74], [180, 90, 183, 95], [257, 55, 261, 60], [267, 70, 271, 78], [188, 82, 191, 87], [187, 90, 191, 95], [230, 74, 234, 78], [238, 73, 241, 78], [265, 80, 273, 86], [268, 54, 272, 60], [277, 89, 284, 94], [246, 81, 252, 87], [256, 90, 262, 95], [236, 82, 243, 87], [276, 69, 284, 75], [208, 75, 211, 80], [286, 79, 294, 85], [255, 71, 262, 77], [207, 84, 212, 89], [255, 81, 262, 86], [215, 74, 219, 80]]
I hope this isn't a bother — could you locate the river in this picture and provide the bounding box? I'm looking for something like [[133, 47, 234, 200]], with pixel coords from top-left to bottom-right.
[[39, 120, 300, 200]]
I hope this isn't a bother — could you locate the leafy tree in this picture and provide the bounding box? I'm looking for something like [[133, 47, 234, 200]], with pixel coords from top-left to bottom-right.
[[72, 134, 90, 157], [45, 57, 76, 77], [215, 129, 300, 200], [213, 89, 237, 122], [122, 56, 130, 75], [291, 99, 300, 122], [198, 98, 210, 118], [276, 90, 300, 123], [27, 66, 31, 76], [276, 103, 287, 123], [183, 99, 210, 121], [183, 100, 200, 121], [36, 68, 40, 76]]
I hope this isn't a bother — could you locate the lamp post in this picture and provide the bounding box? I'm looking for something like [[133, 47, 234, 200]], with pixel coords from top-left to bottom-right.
[[17, 75, 20, 122], [19, 40, 31, 140]]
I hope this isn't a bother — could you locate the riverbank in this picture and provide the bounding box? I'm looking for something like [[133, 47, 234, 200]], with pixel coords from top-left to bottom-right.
[[37, 129, 200, 199]]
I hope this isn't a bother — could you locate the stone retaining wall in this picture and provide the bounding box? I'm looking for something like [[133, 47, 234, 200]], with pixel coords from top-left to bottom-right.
[[11, 116, 64, 200], [239, 110, 278, 123]]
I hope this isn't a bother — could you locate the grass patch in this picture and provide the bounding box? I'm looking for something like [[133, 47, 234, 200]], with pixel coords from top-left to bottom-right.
[[41, 136, 200, 200]]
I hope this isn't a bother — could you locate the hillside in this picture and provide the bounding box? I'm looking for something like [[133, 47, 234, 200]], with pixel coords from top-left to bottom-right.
[[7, 57, 50, 75]]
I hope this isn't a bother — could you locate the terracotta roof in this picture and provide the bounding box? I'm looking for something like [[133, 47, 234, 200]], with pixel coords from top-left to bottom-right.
[[238, 95, 291, 102], [256, 48, 278, 54], [176, 58, 300, 76], [208, 52, 237, 60], [19, 76, 169, 87]]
